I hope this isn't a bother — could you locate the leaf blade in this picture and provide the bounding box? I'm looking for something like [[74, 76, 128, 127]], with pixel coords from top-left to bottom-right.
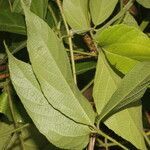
[[63, 0, 90, 30], [6, 48, 91, 149], [90, 0, 118, 25], [22, 3, 95, 126]]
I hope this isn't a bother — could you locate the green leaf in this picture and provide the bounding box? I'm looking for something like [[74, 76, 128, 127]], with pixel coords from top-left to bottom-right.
[[0, 10, 26, 35], [0, 122, 59, 150], [6, 48, 92, 149], [13, 0, 48, 19], [76, 61, 96, 75], [136, 0, 150, 8], [22, 3, 95, 125], [63, 0, 90, 30], [93, 52, 121, 115], [98, 62, 150, 120], [105, 105, 147, 150], [123, 12, 139, 28], [93, 52, 146, 149], [90, 0, 118, 26], [95, 24, 150, 74], [0, 92, 11, 119]]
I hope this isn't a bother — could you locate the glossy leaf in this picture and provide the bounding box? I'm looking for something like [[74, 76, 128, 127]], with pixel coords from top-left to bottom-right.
[[95, 24, 150, 74], [136, 0, 150, 8], [63, 0, 90, 30], [6, 48, 91, 149], [22, 3, 95, 125], [0, 10, 26, 35], [93, 52, 146, 149], [99, 62, 150, 120], [90, 0, 118, 26]]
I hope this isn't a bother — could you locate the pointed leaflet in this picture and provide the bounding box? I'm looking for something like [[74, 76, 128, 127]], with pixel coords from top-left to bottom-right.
[[22, 4, 95, 125], [93, 52, 121, 115], [6, 48, 92, 149], [90, 0, 118, 26], [63, 0, 90, 30], [98, 62, 150, 120], [95, 24, 150, 74], [105, 106, 147, 150], [93, 52, 146, 149], [136, 0, 150, 8]]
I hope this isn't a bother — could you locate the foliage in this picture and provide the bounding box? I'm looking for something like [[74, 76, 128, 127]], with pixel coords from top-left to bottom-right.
[[0, 0, 150, 150]]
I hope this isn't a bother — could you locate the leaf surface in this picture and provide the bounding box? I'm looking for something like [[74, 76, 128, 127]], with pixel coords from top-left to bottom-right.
[[90, 0, 118, 26], [95, 24, 150, 74], [63, 0, 90, 30], [136, 0, 150, 8], [93, 53, 146, 149], [6, 49, 91, 149], [13, 0, 48, 18], [99, 62, 150, 120], [0, 10, 26, 35], [22, 4, 95, 125]]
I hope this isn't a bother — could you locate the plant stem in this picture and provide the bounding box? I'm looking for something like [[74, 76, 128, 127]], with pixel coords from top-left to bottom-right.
[[47, 4, 58, 27], [66, 49, 97, 56], [5, 80, 25, 150], [95, 127, 128, 150], [97, 0, 134, 31], [142, 131, 150, 146], [56, 0, 77, 84], [81, 79, 94, 93], [1, 123, 30, 138], [87, 136, 96, 150]]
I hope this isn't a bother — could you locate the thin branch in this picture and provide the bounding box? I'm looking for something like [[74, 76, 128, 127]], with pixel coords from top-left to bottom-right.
[[55, 0, 77, 84], [5, 80, 25, 150]]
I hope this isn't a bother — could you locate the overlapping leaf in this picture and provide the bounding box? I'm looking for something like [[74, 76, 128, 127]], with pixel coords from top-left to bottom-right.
[[90, 0, 118, 26], [98, 62, 150, 120], [6, 48, 92, 149], [93, 52, 147, 149], [0, 122, 59, 150], [95, 24, 150, 74], [63, 0, 90, 30], [0, 10, 26, 35], [136, 0, 150, 8], [22, 4, 95, 125], [13, 0, 48, 18]]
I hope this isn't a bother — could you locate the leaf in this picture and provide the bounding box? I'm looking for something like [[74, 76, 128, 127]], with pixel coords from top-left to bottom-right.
[[95, 24, 150, 74], [6, 48, 92, 149], [123, 12, 139, 28], [0, 92, 11, 120], [93, 51, 121, 114], [13, 0, 48, 19], [76, 61, 96, 75], [136, 0, 150, 8], [22, 3, 95, 125], [98, 62, 150, 120], [63, 0, 90, 30], [0, 10, 26, 35], [105, 105, 147, 150], [90, 0, 118, 26], [93, 52, 146, 149], [0, 122, 59, 150]]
